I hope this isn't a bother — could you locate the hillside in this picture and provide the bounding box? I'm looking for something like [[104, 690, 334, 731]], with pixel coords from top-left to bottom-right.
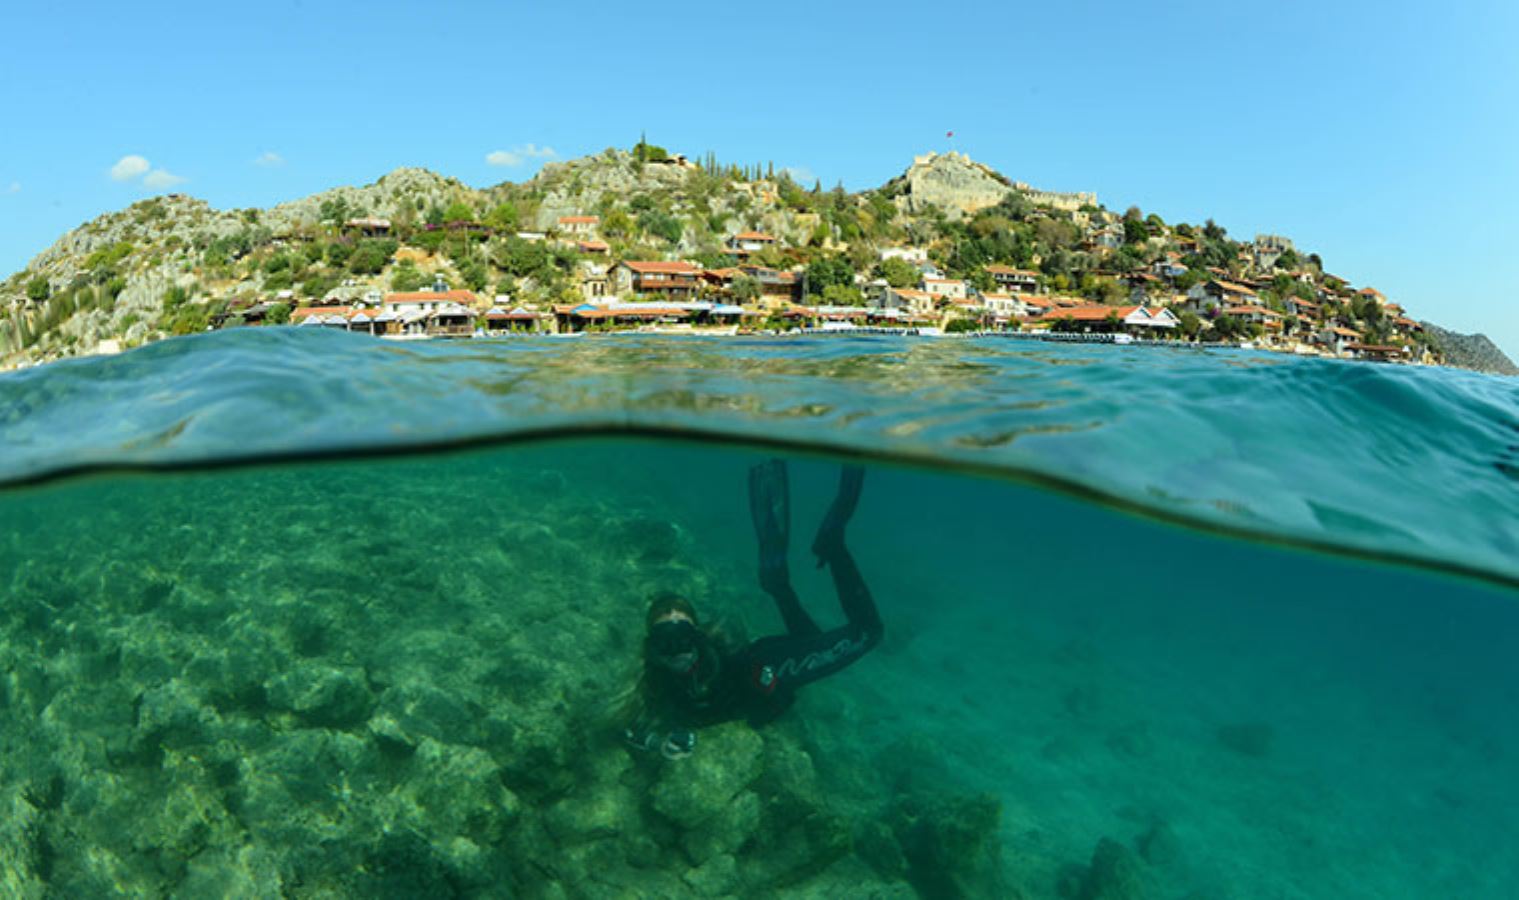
[[0, 143, 1489, 371], [1421, 323, 1519, 376]]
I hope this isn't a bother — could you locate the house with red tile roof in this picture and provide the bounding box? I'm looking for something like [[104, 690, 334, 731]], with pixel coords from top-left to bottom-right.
[[1318, 324, 1365, 355], [979, 293, 1037, 319], [611, 261, 701, 298], [922, 277, 968, 301], [727, 231, 778, 255], [556, 215, 600, 237], [983, 265, 1039, 294], [1185, 279, 1259, 313], [383, 290, 481, 313], [737, 266, 802, 303]]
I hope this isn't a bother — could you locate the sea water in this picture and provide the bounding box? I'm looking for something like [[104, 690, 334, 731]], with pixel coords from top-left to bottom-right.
[[0, 330, 1515, 898]]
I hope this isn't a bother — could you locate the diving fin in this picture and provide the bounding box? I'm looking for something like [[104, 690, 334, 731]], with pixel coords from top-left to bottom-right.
[[748, 460, 790, 576], [812, 465, 864, 567]]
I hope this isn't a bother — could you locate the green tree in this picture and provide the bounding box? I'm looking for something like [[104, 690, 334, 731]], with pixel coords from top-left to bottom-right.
[[1177, 310, 1202, 339], [876, 257, 919, 288], [731, 275, 761, 304], [633, 136, 669, 163], [25, 277, 50, 302], [485, 203, 520, 231], [325, 241, 354, 267], [639, 210, 683, 245], [443, 201, 475, 223], [804, 255, 855, 297], [459, 259, 490, 292], [348, 239, 398, 275], [161, 284, 189, 311], [266, 303, 292, 325], [390, 260, 429, 291], [602, 208, 635, 238], [319, 197, 352, 225], [821, 284, 864, 306]]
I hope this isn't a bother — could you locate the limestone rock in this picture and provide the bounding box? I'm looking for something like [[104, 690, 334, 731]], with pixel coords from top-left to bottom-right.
[[887, 151, 1016, 220], [650, 724, 764, 826], [265, 663, 374, 728], [1076, 837, 1150, 900]]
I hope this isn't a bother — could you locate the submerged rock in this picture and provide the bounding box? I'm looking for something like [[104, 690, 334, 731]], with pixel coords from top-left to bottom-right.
[[650, 725, 763, 826], [1067, 837, 1150, 900], [683, 789, 761, 864], [265, 664, 374, 729], [0, 788, 46, 898], [890, 791, 1005, 899], [1136, 820, 1181, 867]]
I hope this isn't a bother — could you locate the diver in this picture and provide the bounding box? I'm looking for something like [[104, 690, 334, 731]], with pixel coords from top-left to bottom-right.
[[624, 460, 884, 759]]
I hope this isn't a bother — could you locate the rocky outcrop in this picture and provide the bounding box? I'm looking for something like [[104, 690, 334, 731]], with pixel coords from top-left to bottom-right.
[[883, 151, 1017, 220], [264, 168, 471, 233], [1422, 322, 1519, 376]]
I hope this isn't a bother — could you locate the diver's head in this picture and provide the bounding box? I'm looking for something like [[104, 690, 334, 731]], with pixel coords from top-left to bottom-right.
[[646, 592, 702, 674]]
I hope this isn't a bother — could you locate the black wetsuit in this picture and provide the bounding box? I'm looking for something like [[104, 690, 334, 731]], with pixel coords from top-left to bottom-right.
[[626, 525, 883, 754]]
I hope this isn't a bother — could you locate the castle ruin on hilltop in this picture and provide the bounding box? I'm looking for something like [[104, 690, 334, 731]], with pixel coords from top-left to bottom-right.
[[898, 151, 1097, 218]]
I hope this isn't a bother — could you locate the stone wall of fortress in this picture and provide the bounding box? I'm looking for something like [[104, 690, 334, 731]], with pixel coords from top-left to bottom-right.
[[1012, 182, 1098, 212]]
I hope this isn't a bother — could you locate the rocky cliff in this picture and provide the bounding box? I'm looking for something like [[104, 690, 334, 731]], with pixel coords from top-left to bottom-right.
[[1420, 323, 1519, 376], [881, 151, 1016, 220]]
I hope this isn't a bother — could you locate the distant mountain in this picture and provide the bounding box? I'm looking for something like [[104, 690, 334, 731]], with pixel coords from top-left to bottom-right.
[[1420, 323, 1519, 376]]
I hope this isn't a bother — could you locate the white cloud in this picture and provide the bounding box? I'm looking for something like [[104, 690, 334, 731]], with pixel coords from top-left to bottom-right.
[[143, 169, 186, 189], [110, 154, 151, 181], [254, 151, 285, 167], [5, 182, 18, 194], [781, 166, 816, 185], [486, 143, 557, 167]]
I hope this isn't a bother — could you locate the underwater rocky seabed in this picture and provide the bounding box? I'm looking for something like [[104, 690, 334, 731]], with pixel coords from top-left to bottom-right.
[[0, 440, 1514, 898]]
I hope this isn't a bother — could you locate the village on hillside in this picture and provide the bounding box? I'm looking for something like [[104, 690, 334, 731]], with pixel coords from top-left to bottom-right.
[[253, 210, 1431, 364], [1, 146, 1440, 366]]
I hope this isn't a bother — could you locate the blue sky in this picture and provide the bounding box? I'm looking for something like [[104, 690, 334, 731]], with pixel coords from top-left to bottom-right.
[[3, 0, 1517, 355]]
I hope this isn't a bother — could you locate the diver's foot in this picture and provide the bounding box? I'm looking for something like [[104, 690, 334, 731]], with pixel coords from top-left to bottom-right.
[[812, 465, 864, 566], [748, 459, 790, 578]]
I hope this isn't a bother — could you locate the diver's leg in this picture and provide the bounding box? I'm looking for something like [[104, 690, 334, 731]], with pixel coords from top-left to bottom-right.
[[746, 614, 880, 697], [821, 543, 883, 642], [813, 465, 883, 640], [749, 460, 820, 636]]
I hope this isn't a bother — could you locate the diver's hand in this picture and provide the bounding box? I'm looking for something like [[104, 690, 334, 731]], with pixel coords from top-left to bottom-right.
[[623, 727, 659, 753], [660, 730, 696, 759]]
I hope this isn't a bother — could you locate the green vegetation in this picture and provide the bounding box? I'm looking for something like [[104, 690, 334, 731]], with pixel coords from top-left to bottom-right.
[[390, 259, 430, 292], [25, 277, 50, 302], [876, 257, 919, 288], [162, 284, 211, 335], [84, 242, 134, 271], [348, 239, 399, 275], [803, 255, 854, 298]]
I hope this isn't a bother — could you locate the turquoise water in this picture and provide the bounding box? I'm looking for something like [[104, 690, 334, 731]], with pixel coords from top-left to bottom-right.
[[0, 331, 1516, 897]]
